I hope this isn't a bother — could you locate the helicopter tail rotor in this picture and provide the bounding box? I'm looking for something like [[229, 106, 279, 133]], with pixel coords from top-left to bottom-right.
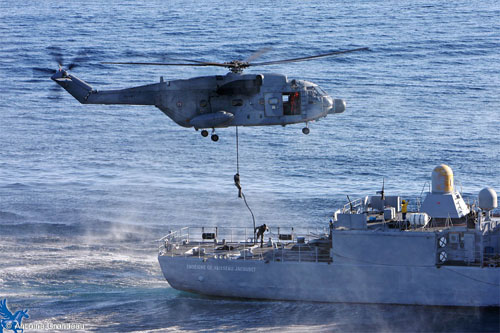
[[50, 69, 94, 104], [33, 46, 92, 100]]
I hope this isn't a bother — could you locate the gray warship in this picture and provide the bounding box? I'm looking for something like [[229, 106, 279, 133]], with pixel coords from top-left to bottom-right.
[[158, 165, 499, 306]]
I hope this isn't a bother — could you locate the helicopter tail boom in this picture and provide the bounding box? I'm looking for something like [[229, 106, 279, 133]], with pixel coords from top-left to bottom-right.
[[51, 70, 157, 105]]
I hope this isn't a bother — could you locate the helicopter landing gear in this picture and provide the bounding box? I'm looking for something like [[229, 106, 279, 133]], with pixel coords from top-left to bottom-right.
[[199, 128, 219, 141], [302, 125, 310, 135], [210, 128, 219, 142]]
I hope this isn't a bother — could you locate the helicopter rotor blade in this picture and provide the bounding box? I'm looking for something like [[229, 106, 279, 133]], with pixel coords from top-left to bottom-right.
[[248, 47, 369, 66], [167, 58, 229, 66], [40, 46, 91, 74], [101, 61, 229, 68], [35, 46, 92, 100], [101, 47, 369, 73], [102, 48, 272, 68], [244, 47, 273, 63], [68, 49, 88, 68], [33, 67, 57, 75], [47, 46, 64, 67]]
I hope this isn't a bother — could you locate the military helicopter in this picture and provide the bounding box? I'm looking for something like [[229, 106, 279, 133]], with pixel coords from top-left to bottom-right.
[[50, 47, 368, 141]]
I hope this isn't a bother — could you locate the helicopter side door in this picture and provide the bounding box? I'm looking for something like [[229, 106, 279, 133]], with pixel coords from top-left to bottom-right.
[[264, 93, 283, 117]]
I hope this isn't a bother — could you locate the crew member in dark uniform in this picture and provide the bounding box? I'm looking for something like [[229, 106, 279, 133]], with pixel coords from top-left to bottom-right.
[[255, 224, 268, 247], [234, 173, 242, 198]]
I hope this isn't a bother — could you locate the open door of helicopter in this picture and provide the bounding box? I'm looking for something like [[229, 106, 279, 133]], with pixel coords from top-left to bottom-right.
[[264, 91, 302, 118], [282, 92, 301, 116]]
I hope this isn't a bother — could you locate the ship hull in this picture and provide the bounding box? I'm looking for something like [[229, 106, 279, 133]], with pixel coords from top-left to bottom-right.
[[158, 255, 499, 306]]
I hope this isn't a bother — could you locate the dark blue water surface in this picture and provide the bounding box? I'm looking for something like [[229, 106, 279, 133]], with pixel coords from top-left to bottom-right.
[[1, 0, 499, 331]]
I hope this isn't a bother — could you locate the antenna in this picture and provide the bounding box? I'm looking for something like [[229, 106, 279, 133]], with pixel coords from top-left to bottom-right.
[[377, 178, 385, 201], [347, 195, 354, 213]]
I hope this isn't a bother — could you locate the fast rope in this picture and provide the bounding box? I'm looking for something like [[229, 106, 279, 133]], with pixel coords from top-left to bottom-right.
[[234, 126, 256, 243], [236, 126, 240, 174]]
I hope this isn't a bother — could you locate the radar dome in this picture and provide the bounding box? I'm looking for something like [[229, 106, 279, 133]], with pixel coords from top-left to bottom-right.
[[478, 187, 498, 211], [432, 164, 454, 193]]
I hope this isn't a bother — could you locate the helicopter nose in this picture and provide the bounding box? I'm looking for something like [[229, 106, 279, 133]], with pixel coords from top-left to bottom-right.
[[323, 96, 333, 111], [327, 98, 346, 114]]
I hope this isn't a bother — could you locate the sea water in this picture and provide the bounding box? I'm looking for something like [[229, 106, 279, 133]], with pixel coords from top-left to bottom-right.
[[0, 0, 499, 331]]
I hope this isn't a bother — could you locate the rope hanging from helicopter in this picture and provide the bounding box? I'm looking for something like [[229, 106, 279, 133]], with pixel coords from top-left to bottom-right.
[[236, 126, 240, 175], [233, 126, 257, 243]]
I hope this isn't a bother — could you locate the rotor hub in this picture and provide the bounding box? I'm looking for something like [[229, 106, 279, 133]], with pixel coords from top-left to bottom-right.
[[225, 60, 250, 73]]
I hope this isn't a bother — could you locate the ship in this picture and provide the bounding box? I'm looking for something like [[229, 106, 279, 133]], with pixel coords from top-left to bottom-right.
[[158, 165, 499, 306]]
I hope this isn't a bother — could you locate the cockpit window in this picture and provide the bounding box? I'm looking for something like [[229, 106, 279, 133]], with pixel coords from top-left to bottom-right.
[[315, 85, 327, 96], [307, 86, 326, 104]]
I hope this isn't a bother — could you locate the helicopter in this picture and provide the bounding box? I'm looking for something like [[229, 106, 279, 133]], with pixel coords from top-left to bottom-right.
[[50, 47, 368, 141]]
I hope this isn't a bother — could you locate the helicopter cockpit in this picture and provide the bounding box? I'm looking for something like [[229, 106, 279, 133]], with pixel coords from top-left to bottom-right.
[[306, 85, 327, 102], [315, 85, 328, 97]]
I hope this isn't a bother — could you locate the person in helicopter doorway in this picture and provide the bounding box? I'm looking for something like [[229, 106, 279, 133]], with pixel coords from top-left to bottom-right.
[[401, 199, 409, 228], [255, 224, 269, 247]]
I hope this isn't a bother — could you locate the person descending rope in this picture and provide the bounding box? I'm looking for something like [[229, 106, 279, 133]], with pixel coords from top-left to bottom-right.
[[234, 126, 257, 243], [234, 173, 242, 198]]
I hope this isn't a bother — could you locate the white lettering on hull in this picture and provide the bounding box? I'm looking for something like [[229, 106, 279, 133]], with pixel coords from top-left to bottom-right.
[[186, 264, 256, 273]]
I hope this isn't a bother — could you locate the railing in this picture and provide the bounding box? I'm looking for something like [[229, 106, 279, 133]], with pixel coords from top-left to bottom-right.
[[158, 226, 330, 263], [159, 226, 326, 245], [340, 197, 366, 214], [158, 227, 189, 245]]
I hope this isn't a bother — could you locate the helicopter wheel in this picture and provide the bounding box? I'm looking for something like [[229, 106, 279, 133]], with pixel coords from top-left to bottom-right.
[[302, 127, 310, 135], [201, 130, 209, 137], [211, 134, 219, 142]]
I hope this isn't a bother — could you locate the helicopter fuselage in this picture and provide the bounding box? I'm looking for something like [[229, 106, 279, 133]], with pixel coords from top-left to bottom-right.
[[51, 71, 345, 132]]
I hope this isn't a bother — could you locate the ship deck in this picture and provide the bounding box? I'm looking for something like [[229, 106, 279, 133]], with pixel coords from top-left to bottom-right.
[[158, 226, 332, 263]]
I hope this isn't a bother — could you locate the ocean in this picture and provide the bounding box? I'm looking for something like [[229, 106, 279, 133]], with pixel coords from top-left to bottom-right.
[[0, 0, 499, 331]]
